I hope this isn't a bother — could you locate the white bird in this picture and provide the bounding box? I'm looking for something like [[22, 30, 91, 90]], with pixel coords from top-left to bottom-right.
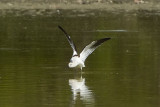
[[69, 77, 94, 102], [58, 26, 111, 70]]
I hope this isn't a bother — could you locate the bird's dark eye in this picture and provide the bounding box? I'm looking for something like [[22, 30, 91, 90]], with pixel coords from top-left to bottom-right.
[[70, 59, 73, 63]]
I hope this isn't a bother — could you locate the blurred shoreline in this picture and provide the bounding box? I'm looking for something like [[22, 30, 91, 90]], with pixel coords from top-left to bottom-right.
[[0, 2, 159, 16]]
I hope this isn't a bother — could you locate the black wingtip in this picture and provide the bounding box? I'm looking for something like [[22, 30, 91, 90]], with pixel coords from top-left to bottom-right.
[[104, 38, 111, 41], [58, 25, 63, 30], [92, 37, 111, 47], [58, 25, 65, 31], [58, 25, 68, 35], [99, 38, 111, 42]]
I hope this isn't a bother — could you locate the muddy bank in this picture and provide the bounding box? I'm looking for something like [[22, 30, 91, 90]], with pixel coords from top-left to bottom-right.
[[0, 2, 159, 16]]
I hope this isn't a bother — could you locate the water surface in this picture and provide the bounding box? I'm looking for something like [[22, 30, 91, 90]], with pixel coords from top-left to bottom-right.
[[0, 12, 159, 107]]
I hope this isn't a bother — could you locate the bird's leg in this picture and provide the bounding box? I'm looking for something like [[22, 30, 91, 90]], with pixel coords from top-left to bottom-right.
[[80, 71, 82, 79]]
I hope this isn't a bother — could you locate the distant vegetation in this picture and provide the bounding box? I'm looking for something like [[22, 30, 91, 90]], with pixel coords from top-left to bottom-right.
[[0, 0, 159, 16], [0, 0, 159, 4]]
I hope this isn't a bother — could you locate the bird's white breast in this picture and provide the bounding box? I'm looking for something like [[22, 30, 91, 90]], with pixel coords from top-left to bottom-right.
[[68, 56, 85, 69]]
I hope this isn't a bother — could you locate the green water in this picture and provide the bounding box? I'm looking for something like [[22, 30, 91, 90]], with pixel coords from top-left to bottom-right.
[[0, 12, 159, 107]]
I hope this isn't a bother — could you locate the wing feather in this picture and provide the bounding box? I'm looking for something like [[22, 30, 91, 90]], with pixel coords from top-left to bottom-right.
[[58, 26, 78, 56], [80, 38, 111, 62]]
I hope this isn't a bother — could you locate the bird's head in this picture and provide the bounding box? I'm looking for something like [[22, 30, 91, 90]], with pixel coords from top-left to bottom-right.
[[68, 62, 75, 68], [68, 58, 78, 68]]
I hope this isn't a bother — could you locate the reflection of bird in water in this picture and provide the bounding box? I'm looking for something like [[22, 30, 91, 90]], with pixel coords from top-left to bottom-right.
[[69, 74, 94, 105], [58, 26, 111, 70]]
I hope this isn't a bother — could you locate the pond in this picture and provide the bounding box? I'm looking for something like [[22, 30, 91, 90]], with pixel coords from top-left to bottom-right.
[[0, 11, 159, 107]]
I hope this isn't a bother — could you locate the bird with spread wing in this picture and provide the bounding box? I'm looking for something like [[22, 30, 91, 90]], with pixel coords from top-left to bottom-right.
[[58, 26, 111, 70]]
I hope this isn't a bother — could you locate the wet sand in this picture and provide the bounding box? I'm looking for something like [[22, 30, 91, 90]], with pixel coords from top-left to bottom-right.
[[0, 2, 159, 16]]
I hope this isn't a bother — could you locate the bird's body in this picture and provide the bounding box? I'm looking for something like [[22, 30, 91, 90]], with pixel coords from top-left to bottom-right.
[[69, 56, 85, 70], [58, 26, 111, 70]]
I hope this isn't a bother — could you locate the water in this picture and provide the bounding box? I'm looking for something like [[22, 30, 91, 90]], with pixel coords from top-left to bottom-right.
[[0, 12, 160, 107]]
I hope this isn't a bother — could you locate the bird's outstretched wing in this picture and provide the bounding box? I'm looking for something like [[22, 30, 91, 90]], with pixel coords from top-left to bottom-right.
[[58, 26, 78, 56], [80, 38, 111, 62]]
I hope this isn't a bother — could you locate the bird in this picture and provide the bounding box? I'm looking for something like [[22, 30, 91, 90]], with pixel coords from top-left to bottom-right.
[[58, 25, 111, 70]]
